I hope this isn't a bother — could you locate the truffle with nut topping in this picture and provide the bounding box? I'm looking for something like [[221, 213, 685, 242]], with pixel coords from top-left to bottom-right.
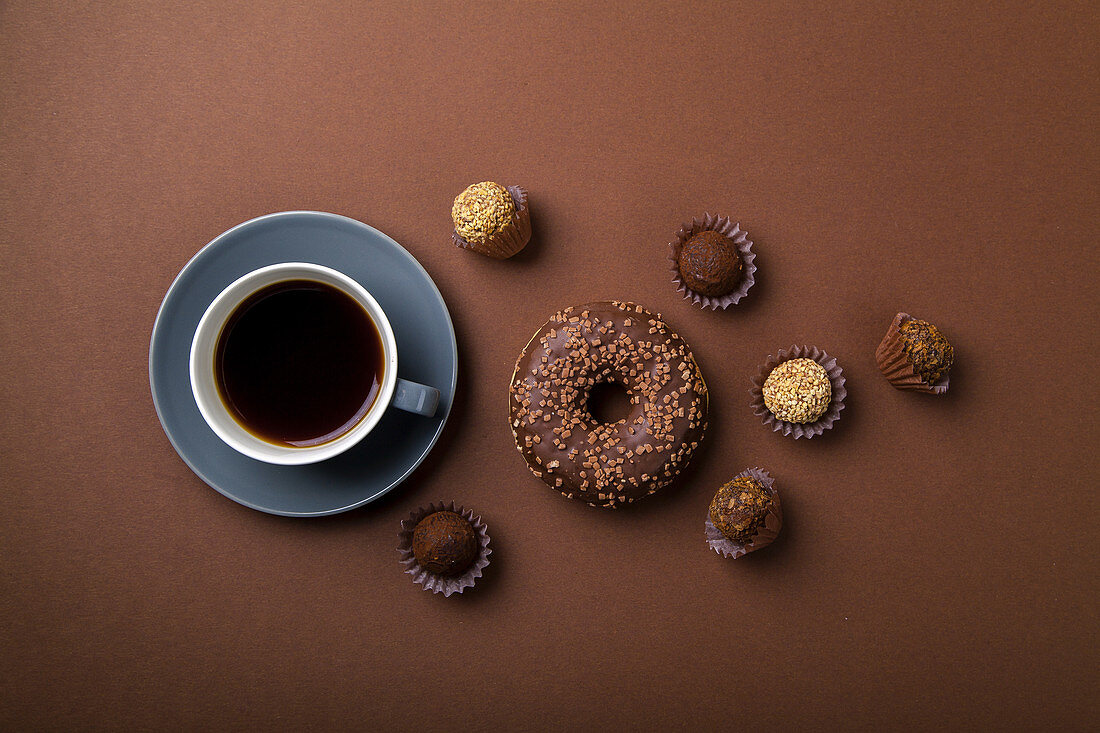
[[677, 230, 742, 297], [762, 358, 832, 424], [451, 181, 514, 244], [709, 475, 776, 545], [899, 319, 954, 384], [509, 301, 708, 508], [450, 181, 532, 259]]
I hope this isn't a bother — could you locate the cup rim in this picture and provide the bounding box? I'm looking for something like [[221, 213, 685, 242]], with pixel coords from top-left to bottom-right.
[[189, 262, 398, 465]]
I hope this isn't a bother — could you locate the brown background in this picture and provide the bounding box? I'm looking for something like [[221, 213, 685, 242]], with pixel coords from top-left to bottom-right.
[[2, 1, 1098, 730]]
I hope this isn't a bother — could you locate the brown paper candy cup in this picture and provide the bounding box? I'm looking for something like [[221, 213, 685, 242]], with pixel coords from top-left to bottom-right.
[[749, 345, 846, 439], [397, 501, 492, 597], [875, 312, 950, 394], [705, 467, 782, 559], [452, 185, 532, 259], [668, 212, 756, 310]]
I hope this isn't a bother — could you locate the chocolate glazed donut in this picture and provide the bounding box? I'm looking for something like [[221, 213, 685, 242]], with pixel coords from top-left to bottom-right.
[[509, 301, 708, 508]]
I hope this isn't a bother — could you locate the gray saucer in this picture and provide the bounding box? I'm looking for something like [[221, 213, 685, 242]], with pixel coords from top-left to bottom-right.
[[149, 211, 457, 516]]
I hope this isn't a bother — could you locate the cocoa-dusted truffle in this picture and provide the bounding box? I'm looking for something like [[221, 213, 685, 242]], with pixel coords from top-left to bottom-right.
[[709, 476, 775, 544], [451, 181, 515, 245], [899, 319, 954, 384], [762, 358, 832, 424], [676, 230, 742, 297], [411, 511, 478, 576]]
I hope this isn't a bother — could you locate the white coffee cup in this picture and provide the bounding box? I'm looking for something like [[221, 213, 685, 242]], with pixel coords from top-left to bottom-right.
[[189, 262, 439, 465]]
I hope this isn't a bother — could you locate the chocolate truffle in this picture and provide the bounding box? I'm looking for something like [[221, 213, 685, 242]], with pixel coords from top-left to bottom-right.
[[451, 181, 515, 245], [411, 511, 478, 577], [676, 230, 742, 297], [709, 476, 775, 544], [899, 319, 954, 384], [762, 358, 832, 424]]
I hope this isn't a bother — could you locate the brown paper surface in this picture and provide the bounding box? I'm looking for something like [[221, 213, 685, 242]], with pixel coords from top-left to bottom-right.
[[1, 2, 1097, 730]]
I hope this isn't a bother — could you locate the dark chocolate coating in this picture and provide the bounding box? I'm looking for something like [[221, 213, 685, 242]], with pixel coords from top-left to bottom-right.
[[899, 319, 954, 384], [411, 511, 478, 576], [509, 301, 708, 508], [677, 230, 742, 297], [709, 477, 774, 544]]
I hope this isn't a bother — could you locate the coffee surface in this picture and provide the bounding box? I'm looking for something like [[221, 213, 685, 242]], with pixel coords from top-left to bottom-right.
[[214, 279, 383, 446]]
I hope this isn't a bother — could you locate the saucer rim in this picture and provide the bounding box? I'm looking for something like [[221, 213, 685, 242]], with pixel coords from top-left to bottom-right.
[[148, 210, 458, 517]]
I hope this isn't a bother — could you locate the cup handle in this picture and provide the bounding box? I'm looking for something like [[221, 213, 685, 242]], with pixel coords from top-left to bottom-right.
[[391, 378, 440, 417]]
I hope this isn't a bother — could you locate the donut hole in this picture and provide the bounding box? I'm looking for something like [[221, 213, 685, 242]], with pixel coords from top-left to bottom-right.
[[586, 380, 633, 424]]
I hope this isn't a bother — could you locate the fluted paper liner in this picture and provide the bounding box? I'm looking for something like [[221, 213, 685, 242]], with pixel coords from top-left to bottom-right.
[[875, 312, 950, 394], [397, 501, 491, 597], [452, 185, 531, 259], [668, 213, 756, 309], [749, 345, 846, 439], [705, 467, 782, 559]]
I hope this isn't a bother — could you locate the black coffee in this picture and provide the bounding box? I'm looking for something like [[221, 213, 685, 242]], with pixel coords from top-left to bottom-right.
[[214, 279, 384, 447]]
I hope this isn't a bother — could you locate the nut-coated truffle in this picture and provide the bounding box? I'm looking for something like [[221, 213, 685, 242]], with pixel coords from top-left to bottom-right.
[[709, 476, 775, 544], [676, 230, 742, 297], [762, 358, 832, 424], [411, 511, 478, 576], [899, 319, 954, 384], [451, 181, 515, 244]]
